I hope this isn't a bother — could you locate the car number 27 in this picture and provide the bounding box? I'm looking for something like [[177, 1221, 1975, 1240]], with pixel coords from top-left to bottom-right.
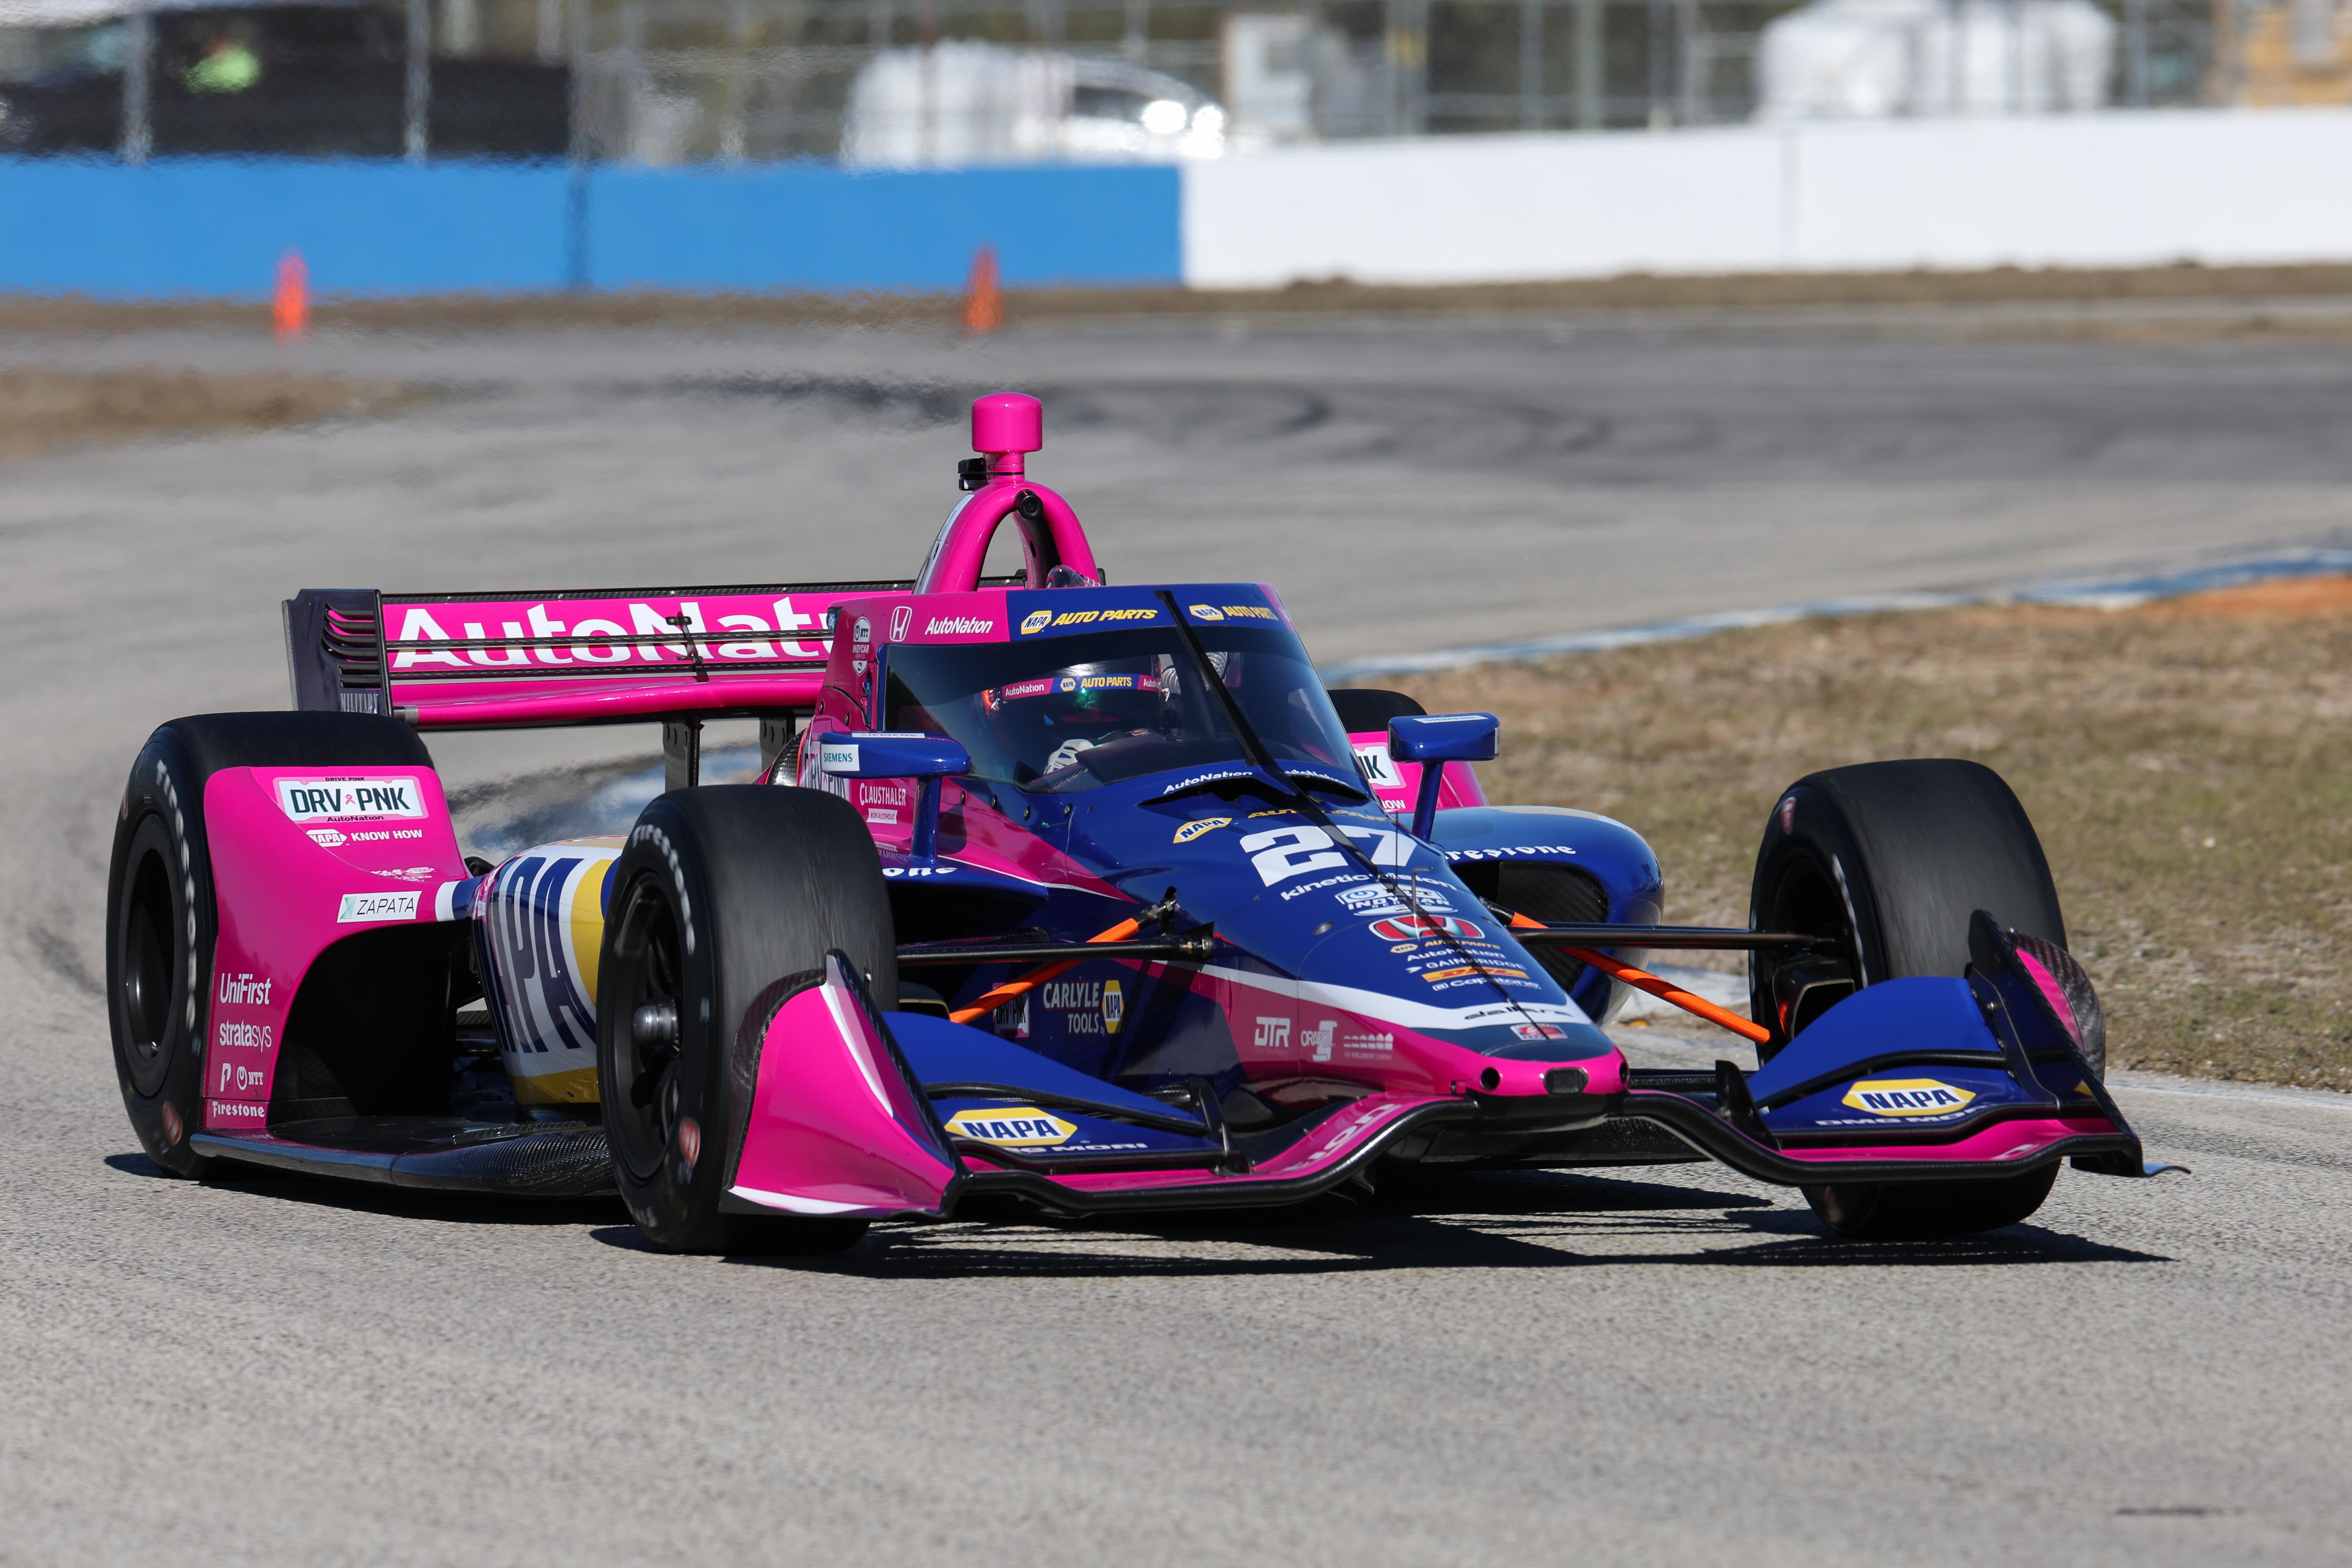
[[1240, 824, 1411, 884]]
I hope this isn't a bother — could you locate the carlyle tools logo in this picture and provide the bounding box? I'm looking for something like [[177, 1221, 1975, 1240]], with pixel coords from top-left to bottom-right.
[[1842, 1078, 1977, 1117]]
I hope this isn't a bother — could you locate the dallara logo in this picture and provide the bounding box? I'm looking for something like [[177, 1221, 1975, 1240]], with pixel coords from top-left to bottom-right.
[[1020, 610, 1055, 635], [1842, 1078, 1978, 1117], [945, 1108, 1077, 1147], [1173, 816, 1231, 843]]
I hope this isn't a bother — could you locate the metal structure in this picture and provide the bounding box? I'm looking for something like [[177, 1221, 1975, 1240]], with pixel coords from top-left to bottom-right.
[[58, 0, 2238, 165]]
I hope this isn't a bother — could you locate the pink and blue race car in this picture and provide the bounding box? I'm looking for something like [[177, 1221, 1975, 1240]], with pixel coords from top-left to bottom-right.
[[107, 392, 2165, 1253]]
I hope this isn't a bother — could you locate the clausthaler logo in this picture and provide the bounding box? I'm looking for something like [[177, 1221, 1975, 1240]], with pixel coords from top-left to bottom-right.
[[944, 1107, 1076, 1147], [1019, 610, 1054, 635], [1842, 1078, 1977, 1117]]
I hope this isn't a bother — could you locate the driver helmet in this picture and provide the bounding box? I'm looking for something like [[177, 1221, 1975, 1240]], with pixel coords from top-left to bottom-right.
[[982, 660, 1166, 776]]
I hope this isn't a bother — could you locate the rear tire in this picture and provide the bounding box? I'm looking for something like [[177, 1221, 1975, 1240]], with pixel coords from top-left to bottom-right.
[[1747, 758, 2073, 1239], [107, 712, 433, 1177], [597, 785, 896, 1255]]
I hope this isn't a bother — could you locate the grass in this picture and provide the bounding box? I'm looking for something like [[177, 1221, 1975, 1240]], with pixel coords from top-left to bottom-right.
[[1401, 576, 2352, 1092], [10, 258, 2352, 336], [0, 367, 416, 458]]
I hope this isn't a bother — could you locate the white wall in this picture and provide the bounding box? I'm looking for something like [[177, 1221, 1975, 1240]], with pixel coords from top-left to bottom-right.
[[1181, 109, 2352, 288]]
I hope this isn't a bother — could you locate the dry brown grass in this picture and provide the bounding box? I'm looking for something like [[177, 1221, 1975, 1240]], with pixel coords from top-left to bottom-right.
[[0, 367, 416, 458], [1402, 577, 2352, 1091], [10, 258, 2352, 334]]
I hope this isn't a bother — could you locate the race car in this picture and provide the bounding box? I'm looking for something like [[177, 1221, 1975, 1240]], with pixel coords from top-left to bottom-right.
[[106, 390, 2166, 1254]]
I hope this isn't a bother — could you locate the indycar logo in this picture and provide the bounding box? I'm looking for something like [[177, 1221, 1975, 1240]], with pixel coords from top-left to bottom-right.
[[1842, 1078, 1977, 1117], [276, 777, 425, 823], [337, 890, 421, 924], [944, 1107, 1077, 1148], [1369, 914, 1484, 943], [1173, 817, 1231, 844], [1019, 610, 1054, 635]]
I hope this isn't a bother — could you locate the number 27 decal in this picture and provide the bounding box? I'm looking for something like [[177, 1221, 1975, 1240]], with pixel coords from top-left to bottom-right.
[[1240, 824, 1412, 884]]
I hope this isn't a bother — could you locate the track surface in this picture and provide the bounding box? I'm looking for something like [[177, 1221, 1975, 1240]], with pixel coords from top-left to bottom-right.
[[7, 317, 2352, 1566]]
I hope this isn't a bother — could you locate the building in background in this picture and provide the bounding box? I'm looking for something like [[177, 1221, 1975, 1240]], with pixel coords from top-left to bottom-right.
[[1755, 0, 2116, 119]]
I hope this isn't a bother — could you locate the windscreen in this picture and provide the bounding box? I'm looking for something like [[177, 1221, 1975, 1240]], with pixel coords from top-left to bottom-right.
[[882, 621, 1356, 793]]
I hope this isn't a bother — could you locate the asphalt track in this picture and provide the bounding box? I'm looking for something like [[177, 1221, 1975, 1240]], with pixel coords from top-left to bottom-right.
[[7, 313, 2352, 1566]]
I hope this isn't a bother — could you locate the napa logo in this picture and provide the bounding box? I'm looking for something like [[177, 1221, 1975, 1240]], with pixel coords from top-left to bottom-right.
[[944, 1107, 1077, 1147], [1173, 816, 1231, 843], [1103, 980, 1124, 1034], [1018, 610, 1055, 635], [1187, 604, 1226, 621], [1843, 1078, 1978, 1117]]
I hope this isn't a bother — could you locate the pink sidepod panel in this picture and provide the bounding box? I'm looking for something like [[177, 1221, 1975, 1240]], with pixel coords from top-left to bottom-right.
[[201, 766, 469, 1127]]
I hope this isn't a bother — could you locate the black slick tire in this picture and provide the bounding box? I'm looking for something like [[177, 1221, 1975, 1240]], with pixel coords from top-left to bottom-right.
[[597, 785, 896, 1255], [107, 712, 433, 1177], [1746, 758, 2073, 1240]]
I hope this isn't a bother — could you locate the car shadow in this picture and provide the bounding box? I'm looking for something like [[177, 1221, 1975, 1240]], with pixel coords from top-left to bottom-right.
[[106, 1148, 628, 1228], [640, 1168, 2173, 1278]]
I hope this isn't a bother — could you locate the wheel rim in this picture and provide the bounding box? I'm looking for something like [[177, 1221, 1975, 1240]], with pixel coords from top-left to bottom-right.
[[120, 845, 177, 1098], [1754, 855, 1861, 1050], [607, 879, 686, 1186]]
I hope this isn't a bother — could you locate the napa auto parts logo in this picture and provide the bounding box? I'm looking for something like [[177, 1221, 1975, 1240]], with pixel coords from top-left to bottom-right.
[[944, 1107, 1076, 1147], [1842, 1078, 1977, 1117], [277, 777, 425, 822]]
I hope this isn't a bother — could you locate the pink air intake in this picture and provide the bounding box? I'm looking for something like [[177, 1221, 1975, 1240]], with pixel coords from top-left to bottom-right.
[[971, 393, 1042, 464]]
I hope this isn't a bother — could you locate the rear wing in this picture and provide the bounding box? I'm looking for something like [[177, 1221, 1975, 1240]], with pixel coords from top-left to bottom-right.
[[287, 582, 905, 729]]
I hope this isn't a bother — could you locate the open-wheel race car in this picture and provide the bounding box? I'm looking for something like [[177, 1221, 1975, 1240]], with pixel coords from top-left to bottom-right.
[[107, 391, 2170, 1253]]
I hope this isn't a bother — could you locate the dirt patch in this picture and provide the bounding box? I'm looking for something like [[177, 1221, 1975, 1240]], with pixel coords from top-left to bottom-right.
[[0, 367, 418, 458], [1395, 576, 2352, 1092], [13, 259, 2352, 334]]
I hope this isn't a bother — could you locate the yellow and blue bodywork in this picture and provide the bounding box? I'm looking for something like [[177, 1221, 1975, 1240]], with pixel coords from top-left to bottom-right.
[[474, 837, 621, 1106]]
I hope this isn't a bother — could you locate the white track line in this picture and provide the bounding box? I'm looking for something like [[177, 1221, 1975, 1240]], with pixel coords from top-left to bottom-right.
[[1321, 546, 2352, 681]]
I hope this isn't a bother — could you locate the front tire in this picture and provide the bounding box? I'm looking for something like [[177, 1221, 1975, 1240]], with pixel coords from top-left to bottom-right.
[[1748, 758, 2076, 1239], [597, 785, 896, 1255]]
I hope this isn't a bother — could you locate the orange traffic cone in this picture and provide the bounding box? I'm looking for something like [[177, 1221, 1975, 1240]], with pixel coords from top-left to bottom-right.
[[272, 249, 308, 342], [961, 244, 1002, 336]]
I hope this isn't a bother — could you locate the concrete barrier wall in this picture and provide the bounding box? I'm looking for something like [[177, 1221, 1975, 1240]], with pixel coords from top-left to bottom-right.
[[1182, 109, 2352, 288], [6, 111, 2352, 298], [0, 156, 1181, 296]]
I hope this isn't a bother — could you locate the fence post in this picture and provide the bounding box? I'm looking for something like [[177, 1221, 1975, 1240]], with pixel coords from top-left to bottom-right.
[[2124, 0, 2149, 105], [118, 8, 151, 164], [1647, 0, 1669, 126], [404, 0, 430, 162], [1519, 0, 1542, 127], [1576, 0, 1602, 127]]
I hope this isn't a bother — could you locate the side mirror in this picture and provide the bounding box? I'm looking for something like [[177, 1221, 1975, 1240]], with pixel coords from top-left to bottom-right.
[[818, 732, 971, 865], [1388, 713, 1499, 840]]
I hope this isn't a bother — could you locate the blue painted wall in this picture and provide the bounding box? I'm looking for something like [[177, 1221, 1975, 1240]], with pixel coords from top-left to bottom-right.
[[588, 162, 1180, 291], [0, 155, 1181, 297]]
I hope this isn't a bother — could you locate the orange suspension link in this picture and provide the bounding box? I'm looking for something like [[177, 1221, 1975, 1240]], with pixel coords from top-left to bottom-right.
[[947, 913, 1153, 1025], [1509, 913, 1772, 1046]]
